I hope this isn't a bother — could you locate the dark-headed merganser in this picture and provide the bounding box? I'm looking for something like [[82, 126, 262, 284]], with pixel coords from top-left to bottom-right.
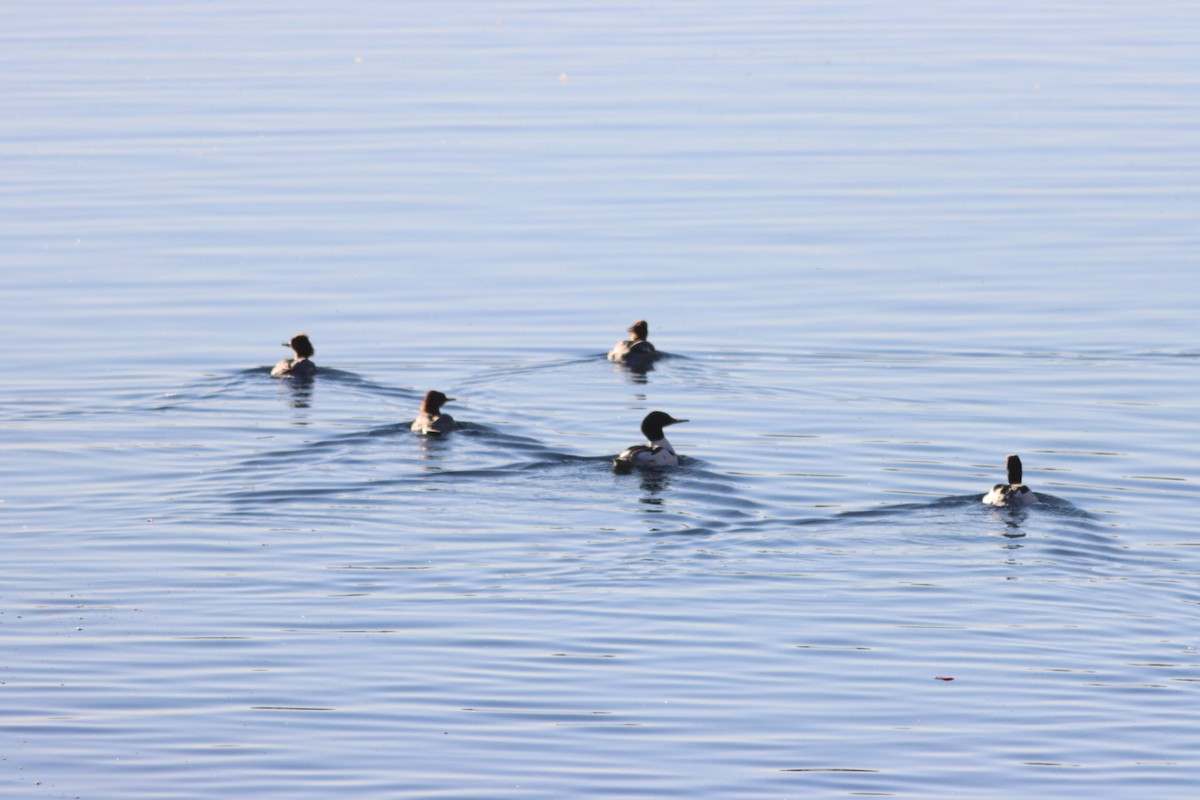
[[982, 454, 1039, 507], [613, 411, 687, 471], [411, 390, 456, 434], [271, 333, 317, 378], [607, 320, 660, 365]]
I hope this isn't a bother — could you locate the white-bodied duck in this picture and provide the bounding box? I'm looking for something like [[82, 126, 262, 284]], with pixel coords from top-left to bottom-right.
[[613, 411, 687, 471]]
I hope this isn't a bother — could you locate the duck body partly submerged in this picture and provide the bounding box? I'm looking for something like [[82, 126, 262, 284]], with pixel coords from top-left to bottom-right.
[[271, 334, 317, 378], [607, 320, 660, 365], [982, 454, 1039, 507], [608, 339, 658, 367], [411, 390, 456, 434], [613, 411, 687, 471]]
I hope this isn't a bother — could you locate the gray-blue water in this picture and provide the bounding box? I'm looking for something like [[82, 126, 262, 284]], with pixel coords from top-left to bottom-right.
[[3, 1, 1198, 797]]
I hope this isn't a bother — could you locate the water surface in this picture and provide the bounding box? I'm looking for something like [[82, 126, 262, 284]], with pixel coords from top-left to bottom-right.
[[2, 1, 1198, 797]]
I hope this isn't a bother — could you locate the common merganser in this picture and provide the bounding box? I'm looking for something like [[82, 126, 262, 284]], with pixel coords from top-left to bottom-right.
[[411, 390, 456, 434], [607, 320, 660, 365], [271, 333, 317, 378], [982, 454, 1039, 507], [613, 411, 687, 471]]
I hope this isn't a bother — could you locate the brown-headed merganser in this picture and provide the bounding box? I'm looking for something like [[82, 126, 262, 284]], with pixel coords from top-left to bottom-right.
[[271, 333, 317, 378], [607, 319, 660, 365], [411, 390, 456, 434]]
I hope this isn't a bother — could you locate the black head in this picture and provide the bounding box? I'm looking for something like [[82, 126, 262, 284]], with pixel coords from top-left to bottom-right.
[[284, 333, 315, 358], [1005, 454, 1024, 485], [640, 410, 686, 441], [627, 320, 649, 341]]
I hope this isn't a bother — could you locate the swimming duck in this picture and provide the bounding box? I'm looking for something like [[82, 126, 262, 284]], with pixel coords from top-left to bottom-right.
[[411, 390, 456, 434], [607, 320, 660, 365], [271, 333, 317, 378], [982, 454, 1039, 507], [613, 411, 687, 471]]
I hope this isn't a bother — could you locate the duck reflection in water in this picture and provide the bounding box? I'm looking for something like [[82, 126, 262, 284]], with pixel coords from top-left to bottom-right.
[[995, 510, 1029, 538], [285, 381, 313, 410], [636, 469, 675, 499]]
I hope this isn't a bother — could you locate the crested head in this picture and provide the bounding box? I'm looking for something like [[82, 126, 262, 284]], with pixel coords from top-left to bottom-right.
[[420, 390, 454, 414], [640, 410, 686, 441], [1005, 454, 1024, 485], [286, 333, 315, 358], [627, 320, 649, 341]]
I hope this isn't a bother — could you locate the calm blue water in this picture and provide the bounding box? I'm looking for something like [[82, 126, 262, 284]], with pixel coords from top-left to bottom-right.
[[3, 1, 1199, 798]]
